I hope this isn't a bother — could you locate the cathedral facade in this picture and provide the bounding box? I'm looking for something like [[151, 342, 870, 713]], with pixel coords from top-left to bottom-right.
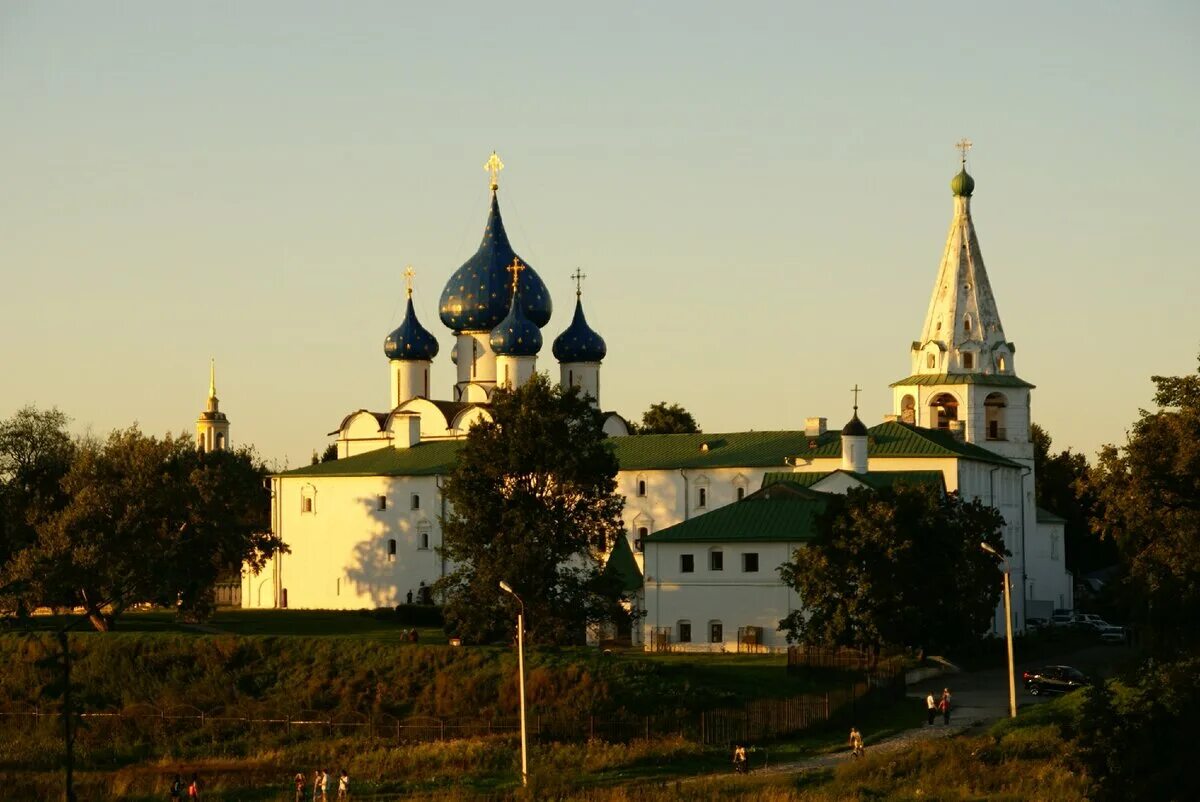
[[239, 152, 1073, 649]]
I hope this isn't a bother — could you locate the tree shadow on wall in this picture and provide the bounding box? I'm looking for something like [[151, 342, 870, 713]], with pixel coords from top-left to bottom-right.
[[343, 495, 434, 609]]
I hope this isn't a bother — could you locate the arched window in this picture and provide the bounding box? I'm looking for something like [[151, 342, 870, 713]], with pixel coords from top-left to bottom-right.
[[636, 476, 647, 497], [900, 394, 916, 425], [963, 316, 972, 333], [963, 353, 974, 370], [387, 539, 396, 562], [985, 392, 1007, 440], [930, 393, 959, 430], [635, 527, 648, 552], [215, 432, 225, 450], [997, 354, 1007, 372], [736, 487, 745, 501], [926, 353, 936, 369]]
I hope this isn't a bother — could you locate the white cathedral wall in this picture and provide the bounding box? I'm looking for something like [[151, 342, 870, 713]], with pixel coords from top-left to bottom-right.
[[1027, 521, 1072, 615], [642, 540, 801, 652]]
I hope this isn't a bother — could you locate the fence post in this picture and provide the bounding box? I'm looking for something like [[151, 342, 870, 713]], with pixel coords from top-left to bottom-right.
[[440, 719, 445, 741], [589, 715, 594, 741], [824, 692, 830, 720]]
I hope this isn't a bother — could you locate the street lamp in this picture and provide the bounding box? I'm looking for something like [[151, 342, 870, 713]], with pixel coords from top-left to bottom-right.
[[980, 541, 1017, 718], [499, 580, 528, 786]]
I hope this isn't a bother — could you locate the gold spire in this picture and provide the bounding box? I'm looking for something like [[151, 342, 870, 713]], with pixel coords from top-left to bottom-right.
[[955, 137, 973, 167], [404, 265, 416, 299], [484, 151, 504, 192], [209, 358, 216, 400], [506, 257, 525, 295], [571, 268, 587, 298]]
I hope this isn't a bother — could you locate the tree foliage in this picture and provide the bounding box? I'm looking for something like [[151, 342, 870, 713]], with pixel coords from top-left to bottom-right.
[[636, 402, 700, 435], [1031, 423, 1112, 574], [778, 484, 1005, 654], [1086, 352, 1200, 654], [2, 425, 281, 630], [434, 374, 627, 645], [0, 406, 74, 572]]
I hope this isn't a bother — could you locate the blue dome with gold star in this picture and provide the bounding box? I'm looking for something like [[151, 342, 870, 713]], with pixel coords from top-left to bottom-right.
[[552, 297, 606, 363], [490, 280, 543, 357], [384, 296, 440, 361], [439, 192, 552, 333]]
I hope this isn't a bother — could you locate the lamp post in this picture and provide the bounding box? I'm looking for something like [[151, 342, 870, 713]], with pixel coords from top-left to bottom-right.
[[980, 542, 1017, 718], [499, 581, 528, 786]]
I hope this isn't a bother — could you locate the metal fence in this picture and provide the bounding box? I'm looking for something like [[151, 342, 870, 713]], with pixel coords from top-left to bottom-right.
[[786, 644, 905, 675]]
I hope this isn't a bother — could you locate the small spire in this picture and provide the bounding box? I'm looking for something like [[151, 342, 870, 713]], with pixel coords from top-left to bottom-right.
[[850, 383, 862, 415], [485, 151, 504, 192], [955, 137, 973, 168], [209, 358, 216, 399], [506, 257, 525, 296], [404, 265, 416, 299], [571, 268, 587, 298]]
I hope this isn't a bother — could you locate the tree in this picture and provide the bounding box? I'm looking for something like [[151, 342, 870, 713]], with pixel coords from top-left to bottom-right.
[[434, 373, 627, 644], [1031, 423, 1113, 574], [0, 406, 74, 572], [3, 427, 282, 630], [1086, 352, 1200, 654], [310, 443, 338, 465], [778, 484, 1005, 655], [636, 402, 700, 434]]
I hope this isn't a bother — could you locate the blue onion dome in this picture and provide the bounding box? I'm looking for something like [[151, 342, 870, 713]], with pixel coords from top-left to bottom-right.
[[842, 411, 868, 436], [384, 296, 440, 361], [439, 192, 552, 332], [552, 296, 607, 363], [490, 281, 543, 357], [951, 168, 975, 197]]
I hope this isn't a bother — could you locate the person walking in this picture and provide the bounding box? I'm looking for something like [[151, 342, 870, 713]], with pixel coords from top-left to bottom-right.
[[320, 769, 329, 799], [187, 773, 201, 800], [849, 726, 864, 758], [732, 743, 748, 773], [294, 772, 305, 802], [940, 688, 952, 725], [337, 769, 349, 800], [926, 692, 937, 726], [312, 769, 322, 800], [170, 774, 183, 801]]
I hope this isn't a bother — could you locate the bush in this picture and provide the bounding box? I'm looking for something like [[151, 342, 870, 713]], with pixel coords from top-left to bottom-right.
[[383, 604, 446, 628]]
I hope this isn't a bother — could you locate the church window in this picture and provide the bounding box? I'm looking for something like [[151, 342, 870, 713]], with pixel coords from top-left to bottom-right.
[[936, 321, 942, 333], [302, 498, 313, 513], [985, 392, 1007, 440], [636, 527, 648, 552], [1050, 534, 1060, 561], [677, 620, 692, 643], [378, 495, 387, 511], [742, 552, 759, 572], [963, 316, 971, 333], [736, 487, 745, 501], [637, 478, 646, 497], [900, 395, 916, 425], [709, 549, 723, 571], [336, 577, 341, 596], [418, 522, 431, 550], [963, 353, 974, 370], [709, 621, 723, 643], [215, 433, 225, 450], [680, 554, 694, 573], [387, 539, 396, 562], [926, 353, 936, 369], [411, 493, 421, 510], [997, 354, 1007, 372], [930, 393, 959, 430], [698, 487, 707, 508], [198, 435, 205, 449], [424, 368, 429, 398], [568, 369, 574, 386]]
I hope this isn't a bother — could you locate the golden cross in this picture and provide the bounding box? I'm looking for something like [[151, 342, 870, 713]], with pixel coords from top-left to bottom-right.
[[571, 268, 587, 296], [851, 384, 862, 412], [404, 265, 416, 298], [506, 257, 525, 294], [484, 151, 504, 191], [955, 138, 973, 166]]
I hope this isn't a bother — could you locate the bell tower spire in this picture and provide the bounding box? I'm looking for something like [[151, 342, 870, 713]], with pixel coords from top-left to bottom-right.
[[196, 358, 230, 452]]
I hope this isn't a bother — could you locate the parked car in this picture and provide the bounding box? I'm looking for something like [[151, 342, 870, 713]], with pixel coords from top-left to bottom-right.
[[1025, 617, 1049, 631], [1022, 665, 1088, 696], [1049, 610, 1077, 627]]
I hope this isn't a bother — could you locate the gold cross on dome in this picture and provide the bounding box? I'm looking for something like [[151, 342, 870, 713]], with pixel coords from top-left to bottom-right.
[[851, 384, 862, 412], [404, 265, 416, 297], [571, 268, 587, 296], [485, 151, 504, 191], [506, 258, 525, 294], [955, 138, 973, 166]]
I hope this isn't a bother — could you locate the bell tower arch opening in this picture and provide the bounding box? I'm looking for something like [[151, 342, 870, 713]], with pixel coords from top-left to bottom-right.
[[984, 392, 1007, 440], [930, 392, 959, 430]]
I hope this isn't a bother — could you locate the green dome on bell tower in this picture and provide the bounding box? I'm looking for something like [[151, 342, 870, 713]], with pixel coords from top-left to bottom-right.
[[951, 168, 975, 197]]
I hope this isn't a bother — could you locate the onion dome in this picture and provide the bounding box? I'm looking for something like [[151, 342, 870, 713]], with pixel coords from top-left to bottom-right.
[[439, 191, 552, 333], [384, 277, 440, 361], [552, 294, 607, 363], [490, 272, 543, 357], [951, 168, 975, 197], [842, 411, 868, 436]]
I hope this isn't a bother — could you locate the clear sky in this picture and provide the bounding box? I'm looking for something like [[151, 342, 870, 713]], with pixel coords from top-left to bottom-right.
[[2, 1, 1197, 467]]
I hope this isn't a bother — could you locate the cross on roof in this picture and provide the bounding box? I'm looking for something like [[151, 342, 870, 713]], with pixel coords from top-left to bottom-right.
[[506, 257, 525, 294], [571, 268, 587, 296], [851, 384, 862, 412], [955, 138, 973, 166], [485, 151, 504, 191], [404, 265, 416, 297]]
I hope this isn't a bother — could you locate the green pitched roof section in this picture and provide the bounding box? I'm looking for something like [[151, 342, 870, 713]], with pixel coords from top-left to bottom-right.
[[608, 430, 811, 470], [1036, 506, 1068, 524], [603, 534, 643, 593], [890, 373, 1035, 389], [279, 441, 464, 477], [645, 496, 825, 544], [762, 469, 946, 492], [794, 421, 1020, 468]]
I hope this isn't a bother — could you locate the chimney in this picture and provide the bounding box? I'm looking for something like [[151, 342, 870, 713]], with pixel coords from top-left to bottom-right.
[[804, 417, 827, 437], [393, 412, 422, 449], [948, 420, 966, 442]]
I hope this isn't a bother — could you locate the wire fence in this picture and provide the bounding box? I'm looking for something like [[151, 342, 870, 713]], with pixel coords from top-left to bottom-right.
[[0, 667, 905, 748]]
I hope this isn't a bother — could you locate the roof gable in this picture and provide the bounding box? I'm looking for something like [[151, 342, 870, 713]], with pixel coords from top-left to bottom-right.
[[645, 496, 826, 543]]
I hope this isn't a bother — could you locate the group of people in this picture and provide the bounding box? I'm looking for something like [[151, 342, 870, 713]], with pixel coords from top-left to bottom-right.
[[926, 688, 952, 725], [168, 774, 201, 800], [294, 769, 350, 801]]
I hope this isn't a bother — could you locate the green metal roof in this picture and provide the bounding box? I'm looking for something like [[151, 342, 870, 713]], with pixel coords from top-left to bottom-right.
[[1036, 506, 1068, 524], [645, 496, 825, 543], [889, 373, 1035, 389], [762, 469, 946, 492], [793, 421, 1019, 467], [281, 441, 464, 477], [609, 430, 811, 470], [603, 534, 643, 593]]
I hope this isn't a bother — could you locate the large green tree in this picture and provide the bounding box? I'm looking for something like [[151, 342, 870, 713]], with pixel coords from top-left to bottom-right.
[[3, 427, 281, 630], [1086, 352, 1200, 654], [435, 374, 627, 644], [0, 406, 74, 573], [636, 402, 700, 434], [778, 484, 1006, 655], [1031, 423, 1113, 574]]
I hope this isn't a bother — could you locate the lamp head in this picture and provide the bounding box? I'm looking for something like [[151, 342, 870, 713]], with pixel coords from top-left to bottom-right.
[[979, 541, 998, 557], [499, 580, 514, 595]]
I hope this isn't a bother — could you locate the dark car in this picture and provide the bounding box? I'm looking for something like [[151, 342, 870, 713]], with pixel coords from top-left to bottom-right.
[[1022, 665, 1088, 696]]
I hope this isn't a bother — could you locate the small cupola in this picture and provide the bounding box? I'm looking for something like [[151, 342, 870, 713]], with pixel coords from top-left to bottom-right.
[[552, 273, 607, 363], [384, 267, 440, 362], [490, 259, 543, 357], [840, 387, 869, 474]]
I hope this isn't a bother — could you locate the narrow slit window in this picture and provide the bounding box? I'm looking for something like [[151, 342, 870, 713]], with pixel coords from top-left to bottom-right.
[[378, 495, 387, 511]]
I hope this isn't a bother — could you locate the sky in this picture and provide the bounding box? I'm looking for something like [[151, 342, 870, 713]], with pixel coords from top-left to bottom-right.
[[2, 1, 1197, 468]]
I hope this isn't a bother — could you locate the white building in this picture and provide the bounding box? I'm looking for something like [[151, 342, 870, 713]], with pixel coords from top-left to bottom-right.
[[240, 152, 1073, 647]]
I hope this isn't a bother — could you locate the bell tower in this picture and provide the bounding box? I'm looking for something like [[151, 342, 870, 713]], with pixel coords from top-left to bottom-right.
[[196, 359, 230, 452]]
